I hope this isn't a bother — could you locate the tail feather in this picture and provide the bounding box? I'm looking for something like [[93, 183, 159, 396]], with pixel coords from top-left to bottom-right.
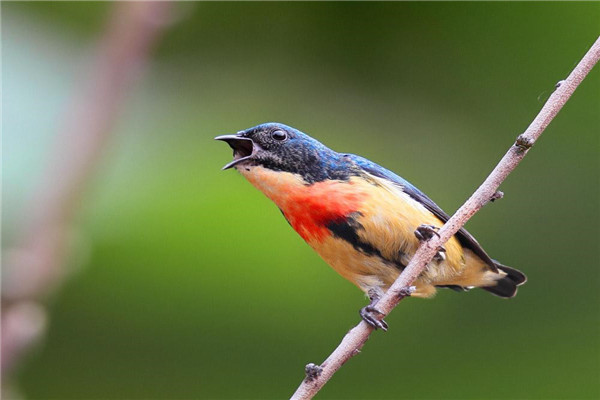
[[482, 261, 527, 298]]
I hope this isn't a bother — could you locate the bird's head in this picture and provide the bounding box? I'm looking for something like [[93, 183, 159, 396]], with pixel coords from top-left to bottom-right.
[[215, 123, 353, 183]]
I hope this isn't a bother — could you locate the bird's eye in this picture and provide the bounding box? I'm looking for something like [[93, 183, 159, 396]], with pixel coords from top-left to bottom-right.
[[271, 130, 288, 141]]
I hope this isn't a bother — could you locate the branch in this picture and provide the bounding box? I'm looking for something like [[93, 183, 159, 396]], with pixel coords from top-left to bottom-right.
[[291, 35, 600, 400], [1, 1, 173, 383]]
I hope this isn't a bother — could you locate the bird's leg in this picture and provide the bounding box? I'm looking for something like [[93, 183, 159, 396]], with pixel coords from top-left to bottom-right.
[[359, 288, 388, 331], [415, 224, 446, 261]]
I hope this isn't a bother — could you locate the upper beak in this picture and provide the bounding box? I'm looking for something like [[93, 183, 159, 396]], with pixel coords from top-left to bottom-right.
[[214, 134, 257, 170]]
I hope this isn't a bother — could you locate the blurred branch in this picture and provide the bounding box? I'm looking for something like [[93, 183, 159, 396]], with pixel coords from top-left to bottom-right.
[[1, 1, 173, 380], [291, 35, 600, 400]]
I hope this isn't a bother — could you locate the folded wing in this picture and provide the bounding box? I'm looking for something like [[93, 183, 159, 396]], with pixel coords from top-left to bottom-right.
[[346, 154, 497, 272]]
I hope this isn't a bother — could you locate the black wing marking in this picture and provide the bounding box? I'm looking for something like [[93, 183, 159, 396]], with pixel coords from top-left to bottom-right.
[[346, 154, 497, 272], [327, 213, 406, 271]]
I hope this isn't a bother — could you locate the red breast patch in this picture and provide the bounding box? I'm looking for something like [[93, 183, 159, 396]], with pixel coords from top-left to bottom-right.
[[282, 181, 367, 242]]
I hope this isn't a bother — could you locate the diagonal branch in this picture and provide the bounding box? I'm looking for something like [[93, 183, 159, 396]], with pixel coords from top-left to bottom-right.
[[291, 35, 600, 400]]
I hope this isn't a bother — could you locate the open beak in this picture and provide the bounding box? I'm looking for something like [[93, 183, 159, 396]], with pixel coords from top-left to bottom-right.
[[214, 134, 258, 170]]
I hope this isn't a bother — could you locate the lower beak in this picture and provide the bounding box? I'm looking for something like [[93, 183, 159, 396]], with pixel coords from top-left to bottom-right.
[[214, 134, 257, 170]]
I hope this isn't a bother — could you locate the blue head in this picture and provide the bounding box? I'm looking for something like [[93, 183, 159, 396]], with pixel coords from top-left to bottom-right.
[[216, 123, 357, 183]]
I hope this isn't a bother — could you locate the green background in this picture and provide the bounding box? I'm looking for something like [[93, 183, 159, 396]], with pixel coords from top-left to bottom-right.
[[3, 2, 599, 399]]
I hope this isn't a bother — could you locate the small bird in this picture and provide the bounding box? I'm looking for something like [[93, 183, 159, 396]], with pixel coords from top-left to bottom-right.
[[216, 123, 526, 330]]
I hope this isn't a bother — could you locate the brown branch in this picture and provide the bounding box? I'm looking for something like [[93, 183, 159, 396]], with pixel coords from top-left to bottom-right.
[[291, 35, 600, 400], [1, 1, 173, 382]]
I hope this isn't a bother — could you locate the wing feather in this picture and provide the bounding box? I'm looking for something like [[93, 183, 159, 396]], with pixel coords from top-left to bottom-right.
[[346, 154, 497, 271]]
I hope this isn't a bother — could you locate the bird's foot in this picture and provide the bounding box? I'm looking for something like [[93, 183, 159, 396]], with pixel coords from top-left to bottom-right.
[[414, 224, 440, 241], [433, 245, 446, 262], [359, 305, 388, 331], [415, 224, 446, 262], [415, 225, 446, 261], [304, 363, 323, 382], [397, 285, 416, 299]]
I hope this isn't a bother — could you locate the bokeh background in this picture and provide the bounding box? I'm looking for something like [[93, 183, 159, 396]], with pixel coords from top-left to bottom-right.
[[3, 2, 599, 399]]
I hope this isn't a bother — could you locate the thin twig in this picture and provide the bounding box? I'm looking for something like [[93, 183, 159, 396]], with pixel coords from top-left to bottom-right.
[[291, 35, 600, 400], [1, 1, 172, 382]]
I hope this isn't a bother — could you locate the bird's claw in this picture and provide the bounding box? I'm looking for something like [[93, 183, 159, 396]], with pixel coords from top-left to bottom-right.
[[397, 285, 416, 298], [304, 363, 323, 382], [433, 245, 446, 262], [415, 224, 440, 241], [360, 305, 388, 331], [415, 225, 446, 261]]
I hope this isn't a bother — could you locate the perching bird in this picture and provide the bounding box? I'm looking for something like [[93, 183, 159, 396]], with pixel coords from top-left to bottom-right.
[[216, 123, 526, 330]]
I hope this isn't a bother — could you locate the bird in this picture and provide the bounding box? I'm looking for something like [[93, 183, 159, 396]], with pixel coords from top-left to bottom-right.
[[215, 122, 526, 330]]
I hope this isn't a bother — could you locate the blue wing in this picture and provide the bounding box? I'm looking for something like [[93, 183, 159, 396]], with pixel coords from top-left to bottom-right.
[[346, 154, 497, 271]]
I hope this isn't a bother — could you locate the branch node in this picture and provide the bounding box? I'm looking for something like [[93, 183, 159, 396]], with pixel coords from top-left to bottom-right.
[[304, 363, 323, 382], [515, 134, 534, 152], [490, 191, 504, 202], [555, 79, 566, 89]]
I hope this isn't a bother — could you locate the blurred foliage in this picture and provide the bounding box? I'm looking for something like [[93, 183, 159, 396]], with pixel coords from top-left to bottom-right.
[[3, 2, 599, 399]]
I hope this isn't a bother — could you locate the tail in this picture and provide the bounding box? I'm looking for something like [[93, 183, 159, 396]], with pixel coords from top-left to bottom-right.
[[482, 261, 527, 298]]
